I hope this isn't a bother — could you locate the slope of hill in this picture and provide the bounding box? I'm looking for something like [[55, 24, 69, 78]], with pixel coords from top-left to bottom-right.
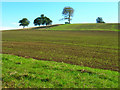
[[47, 23, 119, 31], [0, 24, 63, 31], [2, 54, 119, 88], [1, 23, 119, 31]]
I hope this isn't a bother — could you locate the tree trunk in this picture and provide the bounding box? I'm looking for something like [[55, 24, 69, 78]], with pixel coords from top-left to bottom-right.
[[68, 14, 70, 24], [23, 26, 25, 29]]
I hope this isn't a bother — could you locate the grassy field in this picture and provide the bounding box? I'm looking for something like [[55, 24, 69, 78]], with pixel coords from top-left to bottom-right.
[[2, 30, 118, 71], [2, 23, 119, 88], [5, 23, 118, 31], [1, 54, 119, 88], [46, 23, 119, 31]]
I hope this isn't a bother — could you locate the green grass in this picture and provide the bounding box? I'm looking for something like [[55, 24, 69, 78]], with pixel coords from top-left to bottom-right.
[[2, 23, 119, 88], [2, 30, 118, 71], [1, 54, 119, 88], [4, 23, 118, 31], [46, 23, 119, 31]]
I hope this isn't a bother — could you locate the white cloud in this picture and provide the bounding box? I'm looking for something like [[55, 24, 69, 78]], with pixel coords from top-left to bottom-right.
[[0, 26, 23, 30], [0, 26, 33, 30]]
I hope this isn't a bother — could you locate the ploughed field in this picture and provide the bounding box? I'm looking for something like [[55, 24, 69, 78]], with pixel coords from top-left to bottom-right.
[[2, 30, 118, 71]]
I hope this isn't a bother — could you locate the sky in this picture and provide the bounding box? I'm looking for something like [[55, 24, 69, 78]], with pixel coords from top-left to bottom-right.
[[0, 0, 119, 30]]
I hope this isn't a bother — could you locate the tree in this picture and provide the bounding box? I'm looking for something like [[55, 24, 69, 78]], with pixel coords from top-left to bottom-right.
[[33, 14, 52, 26], [34, 17, 42, 26], [19, 18, 30, 28], [44, 17, 52, 26], [96, 17, 105, 23], [62, 7, 74, 24], [41, 14, 46, 25]]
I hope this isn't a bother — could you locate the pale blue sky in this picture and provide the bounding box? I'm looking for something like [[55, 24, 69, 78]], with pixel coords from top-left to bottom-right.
[[1, 0, 120, 2], [1, 1, 119, 30]]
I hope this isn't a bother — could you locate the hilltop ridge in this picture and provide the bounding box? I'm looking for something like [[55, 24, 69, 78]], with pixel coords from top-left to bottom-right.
[[1, 23, 119, 31]]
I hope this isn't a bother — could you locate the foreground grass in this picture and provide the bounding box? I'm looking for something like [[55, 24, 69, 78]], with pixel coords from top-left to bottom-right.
[[2, 30, 118, 71], [1, 54, 119, 88]]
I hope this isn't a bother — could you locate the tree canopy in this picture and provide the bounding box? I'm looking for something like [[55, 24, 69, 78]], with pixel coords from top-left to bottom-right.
[[19, 18, 30, 28], [96, 17, 105, 23], [62, 7, 74, 24], [33, 14, 52, 26]]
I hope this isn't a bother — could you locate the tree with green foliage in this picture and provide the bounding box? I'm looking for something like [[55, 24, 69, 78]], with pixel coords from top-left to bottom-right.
[[19, 18, 30, 28], [41, 14, 46, 25], [44, 17, 52, 26], [34, 14, 52, 26], [96, 17, 105, 23], [62, 7, 74, 24], [34, 17, 42, 26]]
